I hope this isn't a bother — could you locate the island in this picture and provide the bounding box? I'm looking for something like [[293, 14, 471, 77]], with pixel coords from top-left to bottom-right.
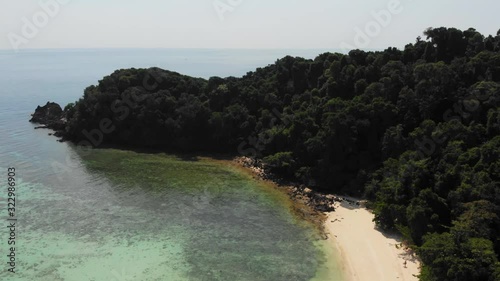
[[31, 27, 500, 281]]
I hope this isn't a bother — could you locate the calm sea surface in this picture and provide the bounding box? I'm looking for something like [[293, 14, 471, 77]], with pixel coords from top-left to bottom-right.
[[0, 49, 342, 281]]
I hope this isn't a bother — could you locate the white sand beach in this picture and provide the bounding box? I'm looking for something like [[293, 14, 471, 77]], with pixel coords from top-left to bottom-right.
[[325, 200, 421, 281]]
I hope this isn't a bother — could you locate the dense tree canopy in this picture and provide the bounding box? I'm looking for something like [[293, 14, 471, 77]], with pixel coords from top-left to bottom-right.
[[61, 27, 500, 280]]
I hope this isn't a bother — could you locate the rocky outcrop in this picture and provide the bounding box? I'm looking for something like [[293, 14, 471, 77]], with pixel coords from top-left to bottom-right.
[[235, 156, 355, 213], [30, 102, 66, 132], [289, 185, 339, 212]]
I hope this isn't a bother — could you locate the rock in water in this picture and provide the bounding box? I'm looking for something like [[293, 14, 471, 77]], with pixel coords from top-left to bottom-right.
[[30, 102, 65, 131]]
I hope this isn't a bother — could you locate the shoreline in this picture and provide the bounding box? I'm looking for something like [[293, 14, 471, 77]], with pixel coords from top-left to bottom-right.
[[36, 137, 422, 280], [233, 156, 421, 281], [325, 201, 421, 281], [232, 156, 336, 235]]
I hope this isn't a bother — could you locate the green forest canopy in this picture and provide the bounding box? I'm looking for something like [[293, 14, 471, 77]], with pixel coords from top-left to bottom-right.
[[61, 27, 500, 281]]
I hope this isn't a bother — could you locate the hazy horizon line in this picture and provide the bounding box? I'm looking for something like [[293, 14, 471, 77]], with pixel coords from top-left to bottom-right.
[[0, 46, 387, 54]]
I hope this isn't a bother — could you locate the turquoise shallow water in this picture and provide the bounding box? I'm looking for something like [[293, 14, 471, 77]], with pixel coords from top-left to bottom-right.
[[0, 49, 343, 280]]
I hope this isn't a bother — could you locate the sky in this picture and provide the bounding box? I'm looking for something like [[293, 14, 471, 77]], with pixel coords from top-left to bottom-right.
[[1, 0, 499, 51]]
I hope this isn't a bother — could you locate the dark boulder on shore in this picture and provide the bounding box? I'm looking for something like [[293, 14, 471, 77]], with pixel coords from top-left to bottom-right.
[[30, 102, 66, 131]]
